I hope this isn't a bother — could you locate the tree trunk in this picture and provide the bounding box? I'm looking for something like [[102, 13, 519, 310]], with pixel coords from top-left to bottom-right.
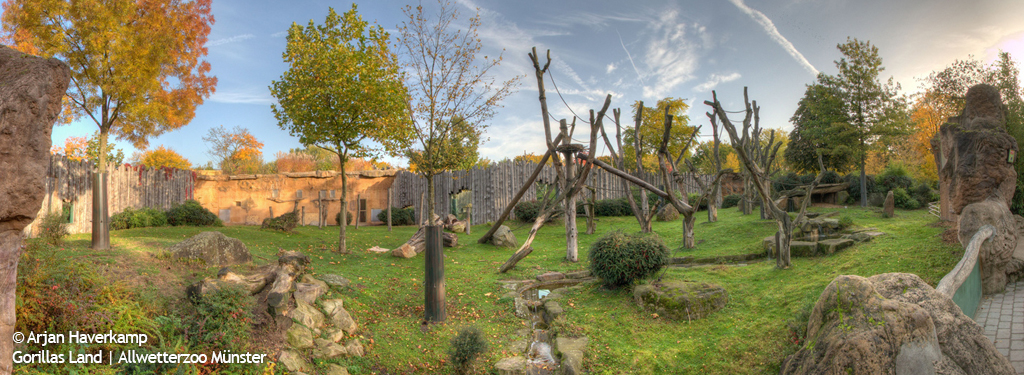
[[707, 186, 718, 223], [427, 172, 436, 222], [776, 215, 793, 269], [859, 154, 868, 207], [337, 154, 349, 254], [564, 151, 578, 262], [91, 129, 110, 250], [682, 212, 696, 249], [585, 187, 595, 235], [387, 188, 392, 232]]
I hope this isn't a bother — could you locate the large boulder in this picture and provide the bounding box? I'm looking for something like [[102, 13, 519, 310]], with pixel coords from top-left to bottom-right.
[[959, 197, 1018, 294], [781, 273, 1013, 375], [491, 225, 518, 248], [633, 281, 728, 321], [938, 84, 1019, 217], [169, 231, 252, 266]]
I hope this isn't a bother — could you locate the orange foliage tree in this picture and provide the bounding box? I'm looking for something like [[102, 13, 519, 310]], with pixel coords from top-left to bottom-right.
[[51, 136, 88, 161], [2, 0, 217, 251], [140, 146, 191, 169], [203, 125, 264, 174]]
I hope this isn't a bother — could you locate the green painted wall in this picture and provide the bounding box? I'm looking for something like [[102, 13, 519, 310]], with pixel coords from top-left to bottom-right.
[[952, 261, 982, 318]]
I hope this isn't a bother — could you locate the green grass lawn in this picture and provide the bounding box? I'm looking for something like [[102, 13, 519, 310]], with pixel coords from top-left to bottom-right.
[[19, 205, 961, 374]]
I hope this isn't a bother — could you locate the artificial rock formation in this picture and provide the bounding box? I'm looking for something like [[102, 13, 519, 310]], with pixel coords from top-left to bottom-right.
[[935, 84, 1018, 221], [633, 281, 728, 321], [959, 197, 1018, 294], [491, 225, 518, 248], [169, 231, 252, 266], [0, 45, 71, 374], [782, 273, 1013, 375]]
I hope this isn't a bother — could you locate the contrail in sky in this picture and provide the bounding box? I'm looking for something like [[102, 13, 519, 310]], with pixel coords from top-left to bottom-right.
[[617, 30, 645, 87], [727, 0, 819, 76]]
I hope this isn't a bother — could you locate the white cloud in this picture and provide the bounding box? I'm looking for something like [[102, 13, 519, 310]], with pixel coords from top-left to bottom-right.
[[606, 63, 617, 74], [270, 31, 288, 38], [727, 0, 819, 77], [693, 72, 742, 92], [205, 34, 255, 47], [209, 90, 275, 105], [641, 11, 704, 99]]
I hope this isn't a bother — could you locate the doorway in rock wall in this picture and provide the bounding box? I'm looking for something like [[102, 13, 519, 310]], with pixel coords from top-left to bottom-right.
[[450, 189, 472, 220]]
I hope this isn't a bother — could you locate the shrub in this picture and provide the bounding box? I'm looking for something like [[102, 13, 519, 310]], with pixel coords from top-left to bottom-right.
[[891, 187, 920, 210], [110, 208, 132, 230], [17, 242, 107, 334], [167, 200, 221, 226], [838, 216, 854, 229], [263, 211, 299, 232], [377, 207, 416, 226], [38, 212, 69, 246], [820, 170, 842, 184], [656, 204, 679, 221], [334, 211, 354, 226], [589, 231, 670, 288], [187, 285, 254, 352], [845, 173, 876, 204], [912, 183, 935, 205], [448, 326, 488, 375], [595, 198, 631, 217], [875, 163, 914, 194], [687, 193, 708, 210], [514, 200, 544, 222], [722, 194, 742, 208], [139, 207, 168, 227], [773, 172, 802, 193]]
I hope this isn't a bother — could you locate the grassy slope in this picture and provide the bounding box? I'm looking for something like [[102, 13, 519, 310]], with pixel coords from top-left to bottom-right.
[[34, 206, 960, 374]]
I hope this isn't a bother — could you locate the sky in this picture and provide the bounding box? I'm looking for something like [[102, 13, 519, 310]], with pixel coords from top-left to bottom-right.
[[44, 0, 1024, 168]]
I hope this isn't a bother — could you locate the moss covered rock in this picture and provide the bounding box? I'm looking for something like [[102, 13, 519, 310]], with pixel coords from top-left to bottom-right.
[[633, 281, 728, 321]]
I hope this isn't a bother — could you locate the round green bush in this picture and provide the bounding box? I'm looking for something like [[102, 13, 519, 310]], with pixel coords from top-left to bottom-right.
[[39, 212, 69, 246], [377, 207, 416, 226], [588, 231, 670, 288], [139, 207, 168, 227], [845, 173, 876, 204], [334, 211, 355, 226], [722, 194, 742, 208], [167, 200, 221, 226], [448, 326, 488, 375], [110, 208, 133, 230]]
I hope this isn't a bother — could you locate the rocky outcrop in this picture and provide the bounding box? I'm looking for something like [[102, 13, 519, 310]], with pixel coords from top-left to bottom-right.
[[169, 231, 252, 266], [491, 225, 518, 248], [959, 197, 1018, 294], [938, 84, 1018, 218], [633, 281, 728, 321], [781, 273, 1013, 375], [0, 44, 71, 374]]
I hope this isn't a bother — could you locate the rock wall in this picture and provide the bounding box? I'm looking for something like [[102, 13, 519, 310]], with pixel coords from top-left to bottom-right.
[[193, 170, 396, 226], [0, 45, 71, 374], [782, 273, 1014, 375]]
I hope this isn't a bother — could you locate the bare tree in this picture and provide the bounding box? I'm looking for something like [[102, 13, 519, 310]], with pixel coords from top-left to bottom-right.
[[598, 106, 657, 232], [705, 88, 824, 269]]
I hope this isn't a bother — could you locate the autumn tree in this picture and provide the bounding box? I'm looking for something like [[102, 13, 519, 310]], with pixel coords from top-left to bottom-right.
[[51, 136, 88, 161], [2, 0, 217, 249], [624, 98, 695, 171], [140, 146, 191, 169], [396, 0, 519, 219], [203, 125, 265, 174], [270, 5, 410, 254], [819, 38, 902, 207]]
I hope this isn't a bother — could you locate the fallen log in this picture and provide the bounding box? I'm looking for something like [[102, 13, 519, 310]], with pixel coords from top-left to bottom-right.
[[186, 251, 310, 317], [397, 226, 458, 255]]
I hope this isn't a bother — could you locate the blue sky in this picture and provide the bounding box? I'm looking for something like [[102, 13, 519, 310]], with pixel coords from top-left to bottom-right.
[[47, 0, 1024, 168]]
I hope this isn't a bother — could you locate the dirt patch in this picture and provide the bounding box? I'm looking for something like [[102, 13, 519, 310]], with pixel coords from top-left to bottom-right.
[[942, 228, 960, 245]]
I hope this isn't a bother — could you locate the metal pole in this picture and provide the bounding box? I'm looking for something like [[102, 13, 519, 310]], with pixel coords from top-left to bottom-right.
[[424, 225, 446, 323], [90, 172, 109, 250]]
